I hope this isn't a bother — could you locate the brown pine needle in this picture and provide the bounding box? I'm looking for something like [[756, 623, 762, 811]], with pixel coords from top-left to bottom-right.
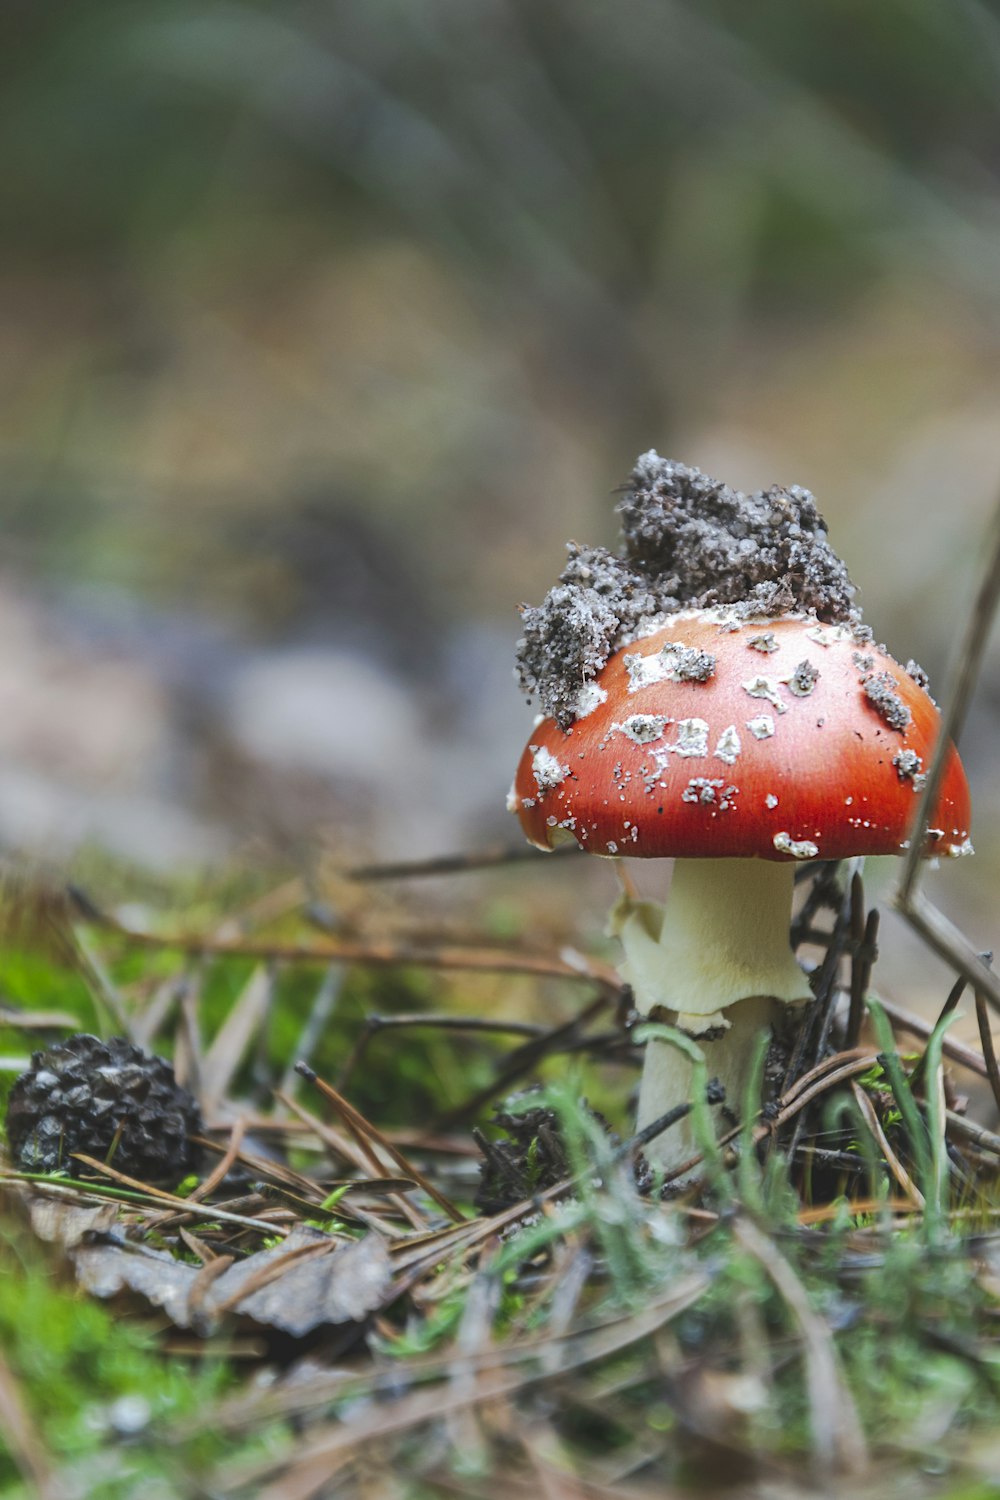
[[65, 1156, 290, 1235], [75, 893, 618, 989], [187, 1116, 248, 1203], [975, 992, 1000, 1117], [850, 1083, 924, 1209], [295, 1064, 466, 1224]]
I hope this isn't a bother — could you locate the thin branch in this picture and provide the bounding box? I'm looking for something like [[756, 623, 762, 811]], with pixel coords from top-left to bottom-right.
[[345, 842, 582, 881], [975, 992, 1000, 1117], [431, 992, 613, 1130], [336, 1012, 547, 1093], [77, 897, 618, 989], [850, 1082, 923, 1208], [846, 904, 880, 1051], [897, 486, 1000, 908], [296, 1064, 465, 1224], [878, 995, 989, 1079]]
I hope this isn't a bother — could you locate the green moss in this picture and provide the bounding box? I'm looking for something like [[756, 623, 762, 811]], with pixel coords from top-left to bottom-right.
[[0, 1225, 235, 1495]]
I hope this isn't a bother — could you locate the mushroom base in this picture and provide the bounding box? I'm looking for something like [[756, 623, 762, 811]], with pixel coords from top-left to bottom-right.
[[613, 857, 812, 1175], [637, 995, 784, 1177]]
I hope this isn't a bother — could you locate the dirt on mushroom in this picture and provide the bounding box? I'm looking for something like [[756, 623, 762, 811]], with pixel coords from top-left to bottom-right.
[[516, 454, 869, 728]]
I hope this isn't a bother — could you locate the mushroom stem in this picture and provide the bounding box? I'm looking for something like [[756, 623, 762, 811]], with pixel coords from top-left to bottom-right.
[[613, 858, 812, 1174]]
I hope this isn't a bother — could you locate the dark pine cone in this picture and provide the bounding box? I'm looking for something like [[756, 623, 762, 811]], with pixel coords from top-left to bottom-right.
[[473, 1095, 618, 1215], [5, 1034, 202, 1181]]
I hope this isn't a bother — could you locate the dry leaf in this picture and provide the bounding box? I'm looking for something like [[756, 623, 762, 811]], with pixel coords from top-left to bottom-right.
[[75, 1241, 196, 1326], [211, 1228, 392, 1335], [0, 1180, 118, 1250], [73, 1227, 392, 1336]]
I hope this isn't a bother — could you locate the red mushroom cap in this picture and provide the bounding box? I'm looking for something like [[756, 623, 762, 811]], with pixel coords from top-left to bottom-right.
[[511, 610, 971, 863]]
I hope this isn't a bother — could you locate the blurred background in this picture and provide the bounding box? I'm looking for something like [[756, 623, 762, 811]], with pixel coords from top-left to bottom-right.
[[1, 0, 999, 1016]]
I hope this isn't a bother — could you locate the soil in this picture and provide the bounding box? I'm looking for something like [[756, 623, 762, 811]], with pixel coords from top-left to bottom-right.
[[516, 453, 864, 727]]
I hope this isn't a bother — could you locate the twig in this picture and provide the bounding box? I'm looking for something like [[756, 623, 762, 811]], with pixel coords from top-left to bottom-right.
[[895, 485, 1000, 1012], [802, 867, 855, 1067], [79, 899, 618, 989], [790, 862, 844, 948], [846, 876, 879, 1050], [186, 1117, 248, 1204], [295, 1064, 465, 1224], [622, 1051, 878, 1195], [898, 487, 1000, 908], [8, 1165, 290, 1236], [900, 893, 1000, 1018], [626, 1081, 726, 1155], [432, 992, 614, 1130], [778, 875, 857, 1173], [281, 1085, 425, 1232], [850, 1082, 923, 1208], [345, 842, 582, 881], [336, 1012, 547, 1093], [975, 993, 1000, 1117], [945, 1110, 1000, 1158], [877, 996, 989, 1080]]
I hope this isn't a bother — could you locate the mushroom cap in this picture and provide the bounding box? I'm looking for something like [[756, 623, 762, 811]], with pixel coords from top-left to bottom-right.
[[511, 610, 971, 862]]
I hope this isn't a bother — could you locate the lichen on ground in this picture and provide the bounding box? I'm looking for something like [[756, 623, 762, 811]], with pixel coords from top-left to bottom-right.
[[516, 453, 863, 727]]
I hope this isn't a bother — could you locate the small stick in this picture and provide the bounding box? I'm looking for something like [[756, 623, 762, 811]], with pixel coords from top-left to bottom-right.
[[345, 842, 581, 881], [58, 1158, 289, 1235], [295, 1064, 465, 1224], [846, 907, 880, 1050], [432, 992, 613, 1130], [186, 1117, 247, 1204], [877, 996, 989, 1080], [897, 491, 1000, 909], [945, 1110, 1000, 1158], [622, 1080, 726, 1155], [790, 862, 844, 948], [779, 873, 856, 1170], [976, 992, 1000, 1118], [285, 1082, 426, 1231], [850, 1082, 924, 1208], [336, 1013, 547, 1093], [894, 492, 1000, 1016], [80, 910, 619, 990], [849, 871, 865, 956], [810, 867, 859, 1063]]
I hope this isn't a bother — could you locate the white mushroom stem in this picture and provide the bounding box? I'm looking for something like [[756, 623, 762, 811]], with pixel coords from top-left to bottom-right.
[[611, 857, 812, 1175]]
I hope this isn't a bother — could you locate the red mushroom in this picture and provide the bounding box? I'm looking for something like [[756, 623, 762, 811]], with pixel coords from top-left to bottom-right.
[[510, 607, 971, 1173]]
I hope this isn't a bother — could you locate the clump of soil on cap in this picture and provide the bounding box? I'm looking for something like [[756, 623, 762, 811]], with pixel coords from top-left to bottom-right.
[[862, 670, 912, 732], [516, 453, 864, 727]]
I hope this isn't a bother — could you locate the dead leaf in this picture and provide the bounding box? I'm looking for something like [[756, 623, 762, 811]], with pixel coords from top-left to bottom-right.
[[75, 1241, 197, 1327], [72, 1226, 392, 1336], [27, 1195, 119, 1249]]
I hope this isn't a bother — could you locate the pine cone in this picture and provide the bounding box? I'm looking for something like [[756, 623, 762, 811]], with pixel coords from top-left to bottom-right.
[[4, 1034, 202, 1181]]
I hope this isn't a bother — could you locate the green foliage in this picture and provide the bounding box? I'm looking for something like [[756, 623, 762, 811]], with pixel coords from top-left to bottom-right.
[[0, 1224, 234, 1497], [375, 1071, 1000, 1488], [4, 888, 1000, 1493]]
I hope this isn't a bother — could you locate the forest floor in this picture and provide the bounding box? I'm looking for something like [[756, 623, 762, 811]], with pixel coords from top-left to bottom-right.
[[2, 850, 1000, 1500]]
